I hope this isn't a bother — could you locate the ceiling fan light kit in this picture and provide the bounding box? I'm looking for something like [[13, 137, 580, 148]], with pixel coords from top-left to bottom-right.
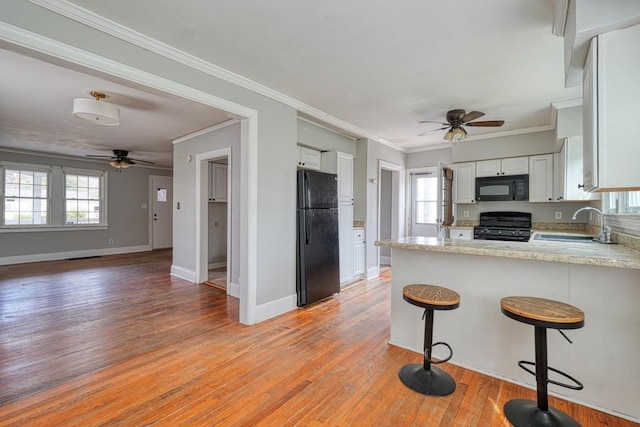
[[86, 149, 154, 171], [420, 108, 504, 142], [109, 159, 132, 170], [73, 91, 120, 125]]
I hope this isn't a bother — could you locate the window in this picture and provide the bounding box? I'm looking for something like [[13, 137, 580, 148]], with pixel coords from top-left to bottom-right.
[[2, 166, 49, 226], [65, 173, 102, 224], [1, 162, 107, 231], [414, 174, 438, 224], [603, 191, 640, 214]]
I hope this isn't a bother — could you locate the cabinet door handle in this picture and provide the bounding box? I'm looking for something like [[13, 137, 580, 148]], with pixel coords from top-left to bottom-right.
[[578, 184, 585, 189]]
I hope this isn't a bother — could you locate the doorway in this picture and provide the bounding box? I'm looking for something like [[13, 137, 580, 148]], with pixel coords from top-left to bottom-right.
[[195, 147, 234, 296], [377, 160, 403, 275], [409, 168, 439, 237], [205, 156, 230, 293], [150, 175, 173, 249]]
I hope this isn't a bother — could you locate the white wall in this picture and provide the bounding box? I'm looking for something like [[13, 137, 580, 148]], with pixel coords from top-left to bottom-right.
[[452, 130, 557, 163], [297, 119, 356, 156]]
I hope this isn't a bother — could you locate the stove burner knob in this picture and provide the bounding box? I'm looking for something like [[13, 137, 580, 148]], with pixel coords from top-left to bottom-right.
[[511, 230, 517, 236], [497, 230, 502, 235], [481, 228, 489, 234]]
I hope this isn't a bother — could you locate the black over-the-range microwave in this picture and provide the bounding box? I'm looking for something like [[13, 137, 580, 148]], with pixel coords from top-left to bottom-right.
[[475, 174, 529, 201]]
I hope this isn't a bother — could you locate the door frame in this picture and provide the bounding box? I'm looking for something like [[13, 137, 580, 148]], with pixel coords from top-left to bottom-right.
[[406, 164, 446, 237], [376, 160, 403, 277], [195, 147, 232, 290], [149, 175, 173, 249]]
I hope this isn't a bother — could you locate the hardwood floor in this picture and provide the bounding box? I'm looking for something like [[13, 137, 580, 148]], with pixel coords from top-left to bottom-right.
[[0, 251, 636, 426]]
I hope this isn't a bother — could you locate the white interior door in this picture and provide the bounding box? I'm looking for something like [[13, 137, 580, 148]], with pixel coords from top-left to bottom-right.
[[409, 167, 442, 237], [151, 176, 173, 249]]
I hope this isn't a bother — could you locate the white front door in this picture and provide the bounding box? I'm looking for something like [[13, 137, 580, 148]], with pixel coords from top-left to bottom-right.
[[409, 168, 441, 237], [151, 176, 173, 249]]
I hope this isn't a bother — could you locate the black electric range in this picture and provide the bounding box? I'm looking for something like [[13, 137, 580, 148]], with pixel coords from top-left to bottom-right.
[[473, 211, 532, 242]]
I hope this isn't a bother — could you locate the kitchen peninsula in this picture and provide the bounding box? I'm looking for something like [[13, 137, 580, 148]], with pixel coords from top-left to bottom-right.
[[376, 236, 640, 422]]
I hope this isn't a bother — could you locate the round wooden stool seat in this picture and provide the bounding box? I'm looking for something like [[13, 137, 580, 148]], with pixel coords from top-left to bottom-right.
[[500, 296, 585, 427], [500, 296, 584, 329], [399, 284, 460, 397], [403, 284, 460, 310]]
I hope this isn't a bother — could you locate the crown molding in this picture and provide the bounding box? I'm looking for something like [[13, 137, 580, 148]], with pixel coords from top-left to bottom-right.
[[26, 0, 400, 151], [172, 119, 240, 145]]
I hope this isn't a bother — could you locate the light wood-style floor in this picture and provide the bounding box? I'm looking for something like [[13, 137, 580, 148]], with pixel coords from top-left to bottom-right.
[[0, 250, 636, 426]]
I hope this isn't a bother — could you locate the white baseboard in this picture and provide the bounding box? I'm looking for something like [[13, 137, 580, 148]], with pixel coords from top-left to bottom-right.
[[170, 265, 196, 282], [228, 281, 240, 298], [366, 265, 380, 280], [208, 261, 227, 269], [0, 245, 151, 266], [380, 255, 391, 265], [255, 293, 297, 323]]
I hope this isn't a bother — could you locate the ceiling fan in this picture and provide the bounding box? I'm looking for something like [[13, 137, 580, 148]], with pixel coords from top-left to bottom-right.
[[86, 149, 155, 171], [418, 109, 505, 141]]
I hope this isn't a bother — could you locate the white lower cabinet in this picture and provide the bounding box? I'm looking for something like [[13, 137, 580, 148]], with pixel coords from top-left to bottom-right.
[[449, 228, 473, 240], [353, 229, 365, 278]]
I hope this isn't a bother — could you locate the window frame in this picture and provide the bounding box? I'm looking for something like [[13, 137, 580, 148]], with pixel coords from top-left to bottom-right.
[[1, 162, 52, 228], [62, 167, 108, 227], [603, 191, 640, 214], [0, 162, 108, 233]]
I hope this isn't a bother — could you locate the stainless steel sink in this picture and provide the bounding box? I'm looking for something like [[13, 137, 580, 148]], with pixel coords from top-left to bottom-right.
[[533, 233, 595, 243]]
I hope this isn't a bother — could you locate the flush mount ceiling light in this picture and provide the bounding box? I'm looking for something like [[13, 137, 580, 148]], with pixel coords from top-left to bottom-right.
[[73, 91, 120, 125]]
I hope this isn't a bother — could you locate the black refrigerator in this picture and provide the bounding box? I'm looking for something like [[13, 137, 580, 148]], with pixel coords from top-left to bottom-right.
[[296, 170, 340, 306]]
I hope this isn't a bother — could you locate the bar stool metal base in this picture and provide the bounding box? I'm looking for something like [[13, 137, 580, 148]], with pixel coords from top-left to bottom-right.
[[504, 399, 580, 427], [399, 363, 456, 396]]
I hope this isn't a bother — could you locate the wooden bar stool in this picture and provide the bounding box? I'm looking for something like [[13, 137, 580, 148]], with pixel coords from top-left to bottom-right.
[[399, 284, 460, 396], [500, 296, 585, 427]]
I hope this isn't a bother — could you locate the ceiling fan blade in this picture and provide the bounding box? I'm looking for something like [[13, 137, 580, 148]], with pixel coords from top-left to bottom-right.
[[465, 120, 505, 127], [419, 120, 448, 125], [127, 158, 155, 164], [418, 126, 448, 136], [85, 155, 115, 159], [460, 111, 485, 123]]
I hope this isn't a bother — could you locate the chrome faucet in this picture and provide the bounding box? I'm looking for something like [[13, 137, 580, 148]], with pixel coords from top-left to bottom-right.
[[571, 207, 612, 243]]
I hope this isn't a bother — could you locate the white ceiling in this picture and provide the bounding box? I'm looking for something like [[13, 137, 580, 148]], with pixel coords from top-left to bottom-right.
[[1, 0, 582, 167]]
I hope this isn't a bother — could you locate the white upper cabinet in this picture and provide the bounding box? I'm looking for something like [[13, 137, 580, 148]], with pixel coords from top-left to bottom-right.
[[297, 146, 322, 170], [453, 162, 476, 204], [322, 151, 353, 203], [208, 163, 228, 202], [476, 157, 528, 177], [554, 137, 600, 202], [529, 154, 554, 203], [582, 25, 640, 191]]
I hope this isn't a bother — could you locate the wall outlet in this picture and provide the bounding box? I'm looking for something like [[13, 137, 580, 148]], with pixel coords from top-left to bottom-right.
[[108, 238, 114, 244], [555, 212, 562, 220], [463, 210, 469, 218], [141, 204, 148, 210], [214, 221, 219, 228]]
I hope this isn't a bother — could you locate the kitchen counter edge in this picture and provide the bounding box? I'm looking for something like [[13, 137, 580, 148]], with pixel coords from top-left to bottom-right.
[[375, 236, 640, 270]]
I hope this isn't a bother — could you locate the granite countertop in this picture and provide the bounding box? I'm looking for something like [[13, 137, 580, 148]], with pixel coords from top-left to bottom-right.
[[375, 233, 640, 270]]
